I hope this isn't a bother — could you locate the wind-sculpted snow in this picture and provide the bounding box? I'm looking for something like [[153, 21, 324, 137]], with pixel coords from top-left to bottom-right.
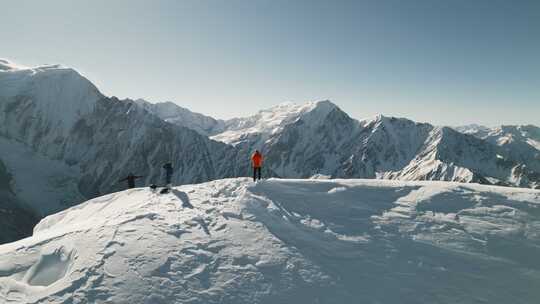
[[1, 178, 539, 303]]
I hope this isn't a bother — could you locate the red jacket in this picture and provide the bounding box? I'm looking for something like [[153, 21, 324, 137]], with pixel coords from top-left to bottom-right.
[[251, 152, 263, 168]]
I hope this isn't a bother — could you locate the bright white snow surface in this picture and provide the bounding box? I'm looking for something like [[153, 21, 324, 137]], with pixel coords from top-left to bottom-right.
[[1, 178, 540, 303], [210, 101, 336, 147], [0, 59, 101, 135]]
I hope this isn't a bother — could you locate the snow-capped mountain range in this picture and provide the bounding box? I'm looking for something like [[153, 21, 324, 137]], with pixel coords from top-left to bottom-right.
[[0, 59, 539, 243], [141, 99, 540, 189]]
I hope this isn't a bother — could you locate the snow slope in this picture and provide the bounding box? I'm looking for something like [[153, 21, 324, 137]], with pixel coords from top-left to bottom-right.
[[456, 124, 540, 171], [0, 59, 101, 137], [0, 137, 84, 216], [1, 178, 539, 303]]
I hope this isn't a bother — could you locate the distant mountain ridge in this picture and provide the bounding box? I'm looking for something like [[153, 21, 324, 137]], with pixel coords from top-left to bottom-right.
[[455, 124, 540, 173], [142, 98, 540, 189]]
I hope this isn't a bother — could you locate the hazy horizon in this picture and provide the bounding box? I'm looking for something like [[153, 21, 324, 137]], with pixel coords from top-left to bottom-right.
[[2, 0, 539, 126]]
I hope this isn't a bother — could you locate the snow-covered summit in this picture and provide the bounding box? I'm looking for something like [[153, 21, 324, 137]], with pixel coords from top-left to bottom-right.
[[454, 124, 492, 136], [1, 178, 539, 303], [139, 98, 340, 147], [134, 99, 224, 136], [0, 59, 102, 135], [488, 125, 540, 151], [0, 59, 29, 71], [210, 100, 338, 147], [455, 124, 540, 172], [456, 124, 540, 151]]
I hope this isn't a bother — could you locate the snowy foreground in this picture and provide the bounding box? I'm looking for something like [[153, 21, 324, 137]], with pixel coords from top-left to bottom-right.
[[1, 178, 540, 303]]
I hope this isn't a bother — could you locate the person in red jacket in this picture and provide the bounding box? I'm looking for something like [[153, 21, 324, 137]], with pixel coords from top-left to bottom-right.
[[251, 150, 263, 181]]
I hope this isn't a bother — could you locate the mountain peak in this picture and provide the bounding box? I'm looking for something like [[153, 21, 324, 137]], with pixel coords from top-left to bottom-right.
[[0, 59, 103, 134], [309, 99, 339, 112], [0, 59, 80, 75], [134, 98, 223, 136], [362, 114, 416, 129], [0, 58, 28, 71]]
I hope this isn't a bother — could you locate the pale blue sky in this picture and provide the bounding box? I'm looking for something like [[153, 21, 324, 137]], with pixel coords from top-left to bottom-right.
[[2, 0, 539, 126]]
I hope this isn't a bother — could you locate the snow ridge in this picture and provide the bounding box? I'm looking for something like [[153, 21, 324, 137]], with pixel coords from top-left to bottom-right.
[[1, 178, 539, 303]]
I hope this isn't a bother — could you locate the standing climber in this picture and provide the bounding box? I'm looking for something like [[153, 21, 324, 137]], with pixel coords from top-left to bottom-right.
[[163, 163, 173, 188], [251, 150, 263, 182], [119, 173, 143, 189]]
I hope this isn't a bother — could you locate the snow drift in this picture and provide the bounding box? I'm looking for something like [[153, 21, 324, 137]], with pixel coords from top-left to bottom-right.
[[1, 178, 539, 303]]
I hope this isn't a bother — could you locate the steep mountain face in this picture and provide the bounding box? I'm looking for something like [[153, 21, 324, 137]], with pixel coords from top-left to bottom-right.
[[0, 60, 250, 243], [334, 115, 434, 178], [0, 61, 99, 233], [138, 99, 329, 149], [0, 159, 39, 244], [454, 124, 492, 137], [456, 124, 540, 172], [0, 61, 101, 145], [259, 101, 363, 177], [66, 97, 250, 197], [135, 99, 225, 136], [1, 178, 540, 303], [210, 101, 328, 147], [388, 126, 539, 187]]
